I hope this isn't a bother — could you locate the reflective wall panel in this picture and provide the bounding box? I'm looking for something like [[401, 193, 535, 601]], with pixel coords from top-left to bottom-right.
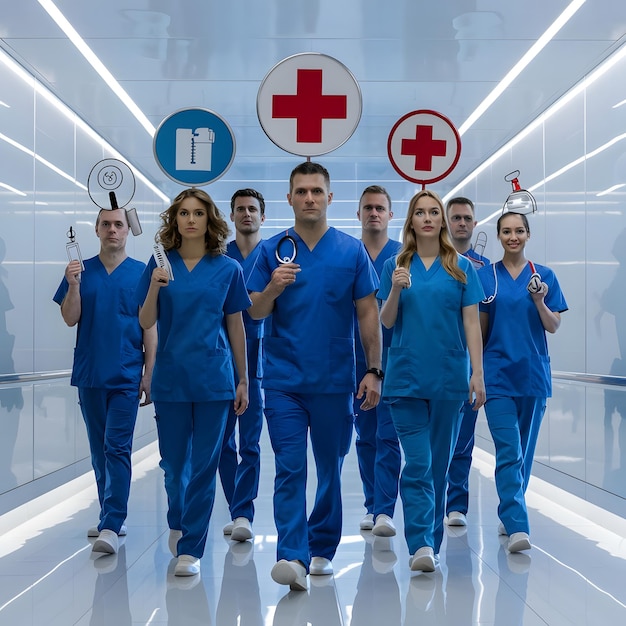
[[0, 51, 164, 497], [453, 42, 626, 502]]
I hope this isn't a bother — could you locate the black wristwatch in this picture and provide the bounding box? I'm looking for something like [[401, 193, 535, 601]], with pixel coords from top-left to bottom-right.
[[365, 367, 384, 380]]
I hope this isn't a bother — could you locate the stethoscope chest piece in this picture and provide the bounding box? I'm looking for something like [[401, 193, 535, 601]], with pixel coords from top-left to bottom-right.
[[275, 231, 298, 264]]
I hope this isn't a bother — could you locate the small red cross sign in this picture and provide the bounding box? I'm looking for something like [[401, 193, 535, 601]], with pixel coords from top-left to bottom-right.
[[257, 53, 362, 157], [387, 110, 461, 185]]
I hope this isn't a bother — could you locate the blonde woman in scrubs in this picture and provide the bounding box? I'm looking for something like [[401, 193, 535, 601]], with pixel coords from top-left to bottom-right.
[[379, 189, 485, 573]]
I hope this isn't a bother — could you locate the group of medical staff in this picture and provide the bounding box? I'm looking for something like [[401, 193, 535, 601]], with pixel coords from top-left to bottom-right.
[[55, 161, 567, 591]]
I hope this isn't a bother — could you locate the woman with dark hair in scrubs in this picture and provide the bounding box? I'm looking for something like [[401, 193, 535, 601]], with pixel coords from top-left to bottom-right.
[[137, 188, 251, 577], [379, 189, 486, 573], [478, 211, 567, 553]]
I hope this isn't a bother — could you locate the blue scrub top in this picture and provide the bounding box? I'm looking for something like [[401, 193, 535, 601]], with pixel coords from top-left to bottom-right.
[[53, 255, 145, 390], [464, 248, 490, 270], [355, 238, 402, 370], [226, 239, 266, 380], [226, 239, 265, 341], [479, 261, 568, 398], [379, 253, 484, 400], [247, 227, 379, 394], [135, 250, 251, 403]]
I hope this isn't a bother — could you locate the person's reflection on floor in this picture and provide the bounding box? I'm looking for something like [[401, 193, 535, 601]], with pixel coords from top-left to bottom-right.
[[90, 545, 131, 626], [272, 575, 343, 626], [308, 577, 343, 626], [494, 537, 531, 626], [216, 541, 262, 625], [443, 527, 477, 623], [352, 535, 401, 626], [272, 590, 309, 626], [404, 567, 444, 624], [165, 558, 211, 626]]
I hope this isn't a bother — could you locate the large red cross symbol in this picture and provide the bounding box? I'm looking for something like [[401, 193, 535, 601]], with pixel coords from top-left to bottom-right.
[[272, 69, 348, 143], [401, 125, 447, 171]]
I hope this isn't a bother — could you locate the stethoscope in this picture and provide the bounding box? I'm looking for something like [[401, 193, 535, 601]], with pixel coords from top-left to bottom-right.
[[275, 230, 298, 264], [482, 260, 542, 304]]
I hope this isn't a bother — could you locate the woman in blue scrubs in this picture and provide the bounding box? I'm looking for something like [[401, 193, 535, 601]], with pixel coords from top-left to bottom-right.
[[379, 189, 485, 573], [137, 189, 250, 577], [479, 211, 567, 553]]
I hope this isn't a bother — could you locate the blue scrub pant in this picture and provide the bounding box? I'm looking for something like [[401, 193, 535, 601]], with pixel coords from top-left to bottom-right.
[[264, 391, 353, 570], [353, 382, 400, 519], [78, 388, 139, 534], [484, 396, 546, 535], [154, 400, 229, 558], [218, 373, 263, 522], [446, 400, 479, 515], [389, 397, 463, 554]]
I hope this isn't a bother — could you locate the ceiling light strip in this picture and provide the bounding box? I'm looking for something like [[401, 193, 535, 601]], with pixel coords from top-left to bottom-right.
[[0, 182, 27, 196], [444, 39, 626, 205], [458, 0, 586, 136], [0, 47, 168, 203], [37, 0, 155, 137]]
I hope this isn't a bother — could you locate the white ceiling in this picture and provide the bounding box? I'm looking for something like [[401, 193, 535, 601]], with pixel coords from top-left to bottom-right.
[[2, 0, 626, 203]]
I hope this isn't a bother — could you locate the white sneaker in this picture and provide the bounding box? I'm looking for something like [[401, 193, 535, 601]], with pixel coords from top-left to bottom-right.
[[223, 521, 234, 535], [508, 532, 531, 553], [88, 524, 127, 538], [92, 529, 119, 554], [230, 517, 253, 542], [309, 556, 333, 575], [168, 529, 183, 557], [360, 513, 374, 530], [372, 514, 396, 537], [498, 521, 508, 536], [409, 547, 436, 572], [175, 554, 200, 576], [446, 511, 467, 527], [271, 559, 308, 591]]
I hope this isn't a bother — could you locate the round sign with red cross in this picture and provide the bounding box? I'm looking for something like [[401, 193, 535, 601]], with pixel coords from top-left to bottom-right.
[[257, 53, 362, 157], [387, 110, 461, 185]]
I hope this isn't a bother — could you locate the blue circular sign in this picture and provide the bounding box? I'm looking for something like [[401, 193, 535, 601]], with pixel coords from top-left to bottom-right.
[[153, 108, 236, 186]]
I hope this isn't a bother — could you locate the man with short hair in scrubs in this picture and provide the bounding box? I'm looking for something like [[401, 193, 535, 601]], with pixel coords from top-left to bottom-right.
[[353, 185, 402, 538], [444, 197, 490, 529], [54, 207, 157, 555], [248, 161, 382, 592], [220, 188, 267, 542]]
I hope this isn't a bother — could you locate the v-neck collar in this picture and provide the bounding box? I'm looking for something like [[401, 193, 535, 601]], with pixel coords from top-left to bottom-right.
[[412, 254, 441, 279]]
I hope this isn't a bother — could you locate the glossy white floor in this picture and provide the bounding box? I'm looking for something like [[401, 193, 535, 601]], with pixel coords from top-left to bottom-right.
[[0, 429, 625, 626]]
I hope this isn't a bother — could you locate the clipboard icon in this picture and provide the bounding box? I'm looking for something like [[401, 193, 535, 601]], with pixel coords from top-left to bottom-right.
[[176, 128, 215, 171]]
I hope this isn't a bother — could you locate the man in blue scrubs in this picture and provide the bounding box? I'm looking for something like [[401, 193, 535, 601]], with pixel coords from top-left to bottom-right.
[[353, 185, 402, 537], [220, 188, 266, 542], [444, 197, 490, 529], [248, 162, 382, 591], [54, 207, 156, 555]]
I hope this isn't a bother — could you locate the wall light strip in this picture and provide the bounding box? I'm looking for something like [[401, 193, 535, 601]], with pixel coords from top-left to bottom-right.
[[528, 133, 626, 192], [597, 184, 626, 197], [0, 47, 169, 204], [0, 182, 27, 196], [444, 38, 626, 204], [0, 130, 87, 190], [458, 0, 586, 135], [37, 0, 156, 137]]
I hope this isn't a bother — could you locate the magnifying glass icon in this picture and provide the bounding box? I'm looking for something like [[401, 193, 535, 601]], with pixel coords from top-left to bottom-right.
[[275, 230, 297, 264]]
